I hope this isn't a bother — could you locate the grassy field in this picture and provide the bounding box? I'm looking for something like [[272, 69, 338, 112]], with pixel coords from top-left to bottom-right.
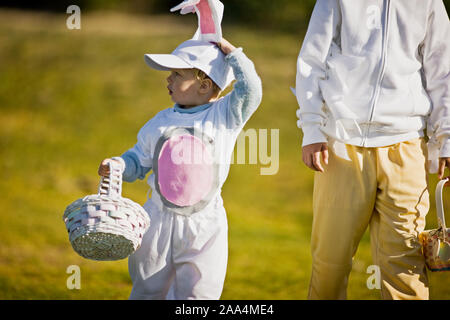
[[0, 9, 448, 300]]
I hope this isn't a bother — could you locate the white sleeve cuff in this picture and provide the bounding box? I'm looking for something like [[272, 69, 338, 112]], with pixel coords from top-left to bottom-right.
[[301, 124, 328, 147], [439, 138, 450, 158], [427, 137, 450, 174]]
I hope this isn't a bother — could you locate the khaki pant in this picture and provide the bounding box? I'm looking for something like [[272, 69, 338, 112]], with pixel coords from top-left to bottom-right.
[[309, 138, 429, 300]]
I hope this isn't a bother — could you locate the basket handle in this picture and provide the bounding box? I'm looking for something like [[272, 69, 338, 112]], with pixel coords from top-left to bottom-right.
[[435, 178, 448, 239], [98, 158, 124, 198]]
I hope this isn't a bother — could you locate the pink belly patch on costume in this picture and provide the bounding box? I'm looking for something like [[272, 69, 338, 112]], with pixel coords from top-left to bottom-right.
[[157, 134, 214, 207]]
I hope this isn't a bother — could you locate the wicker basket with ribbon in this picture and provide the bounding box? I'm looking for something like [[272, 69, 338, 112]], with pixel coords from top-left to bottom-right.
[[63, 160, 150, 261], [419, 178, 450, 272]]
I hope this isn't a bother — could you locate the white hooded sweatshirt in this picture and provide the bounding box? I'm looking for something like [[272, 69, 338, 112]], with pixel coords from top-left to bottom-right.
[[295, 0, 450, 172]]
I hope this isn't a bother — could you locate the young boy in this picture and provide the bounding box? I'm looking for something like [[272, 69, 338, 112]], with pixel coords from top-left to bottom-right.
[[295, 0, 449, 299], [99, 38, 262, 299]]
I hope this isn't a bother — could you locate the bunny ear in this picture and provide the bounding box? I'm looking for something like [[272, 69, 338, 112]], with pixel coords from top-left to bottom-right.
[[180, 6, 196, 14], [195, 0, 223, 42], [171, 0, 224, 43], [194, 0, 223, 42], [170, 0, 200, 14]]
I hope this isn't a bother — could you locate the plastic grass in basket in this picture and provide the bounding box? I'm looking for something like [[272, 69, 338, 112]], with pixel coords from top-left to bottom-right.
[[63, 161, 150, 261]]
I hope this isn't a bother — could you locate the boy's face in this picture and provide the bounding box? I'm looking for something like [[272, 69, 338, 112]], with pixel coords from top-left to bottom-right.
[[166, 69, 204, 108]]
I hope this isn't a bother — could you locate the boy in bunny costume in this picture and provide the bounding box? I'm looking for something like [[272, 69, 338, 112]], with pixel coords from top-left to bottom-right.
[[295, 0, 449, 299], [98, 1, 262, 300]]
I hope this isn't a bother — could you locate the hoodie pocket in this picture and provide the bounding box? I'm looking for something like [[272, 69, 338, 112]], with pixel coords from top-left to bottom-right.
[[320, 46, 375, 122], [409, 73, 432, 116]]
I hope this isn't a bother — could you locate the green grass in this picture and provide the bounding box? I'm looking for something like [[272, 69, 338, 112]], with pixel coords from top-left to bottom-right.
[[0, 9, 448, 300]]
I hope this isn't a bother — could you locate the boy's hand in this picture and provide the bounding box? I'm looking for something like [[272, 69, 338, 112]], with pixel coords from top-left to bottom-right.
[[302, 143, 329, 172], [438, 157, 450, 185], [98, 158, 121, 177], [216, 38, 236, 55]]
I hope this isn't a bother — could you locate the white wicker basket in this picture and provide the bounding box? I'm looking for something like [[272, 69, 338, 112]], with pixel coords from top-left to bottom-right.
[[63, 160, 150, 261]]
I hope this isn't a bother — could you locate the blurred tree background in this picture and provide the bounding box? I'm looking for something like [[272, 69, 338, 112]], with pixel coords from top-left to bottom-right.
[[9, 0, 450, 35], [1, 0, 448, 34]]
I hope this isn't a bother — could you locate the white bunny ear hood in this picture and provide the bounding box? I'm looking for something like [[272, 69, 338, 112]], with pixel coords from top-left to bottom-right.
[[171, 0, 224, 43], [144, 0, 235, 90]]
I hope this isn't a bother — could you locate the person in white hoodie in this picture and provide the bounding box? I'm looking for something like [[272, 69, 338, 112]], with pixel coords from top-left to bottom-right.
[[98, 38, 262, 299], [295, 0, 450, 299]]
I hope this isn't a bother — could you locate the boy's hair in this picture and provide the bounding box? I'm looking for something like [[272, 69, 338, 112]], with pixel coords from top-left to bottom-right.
[[194, 69, 221, 97]]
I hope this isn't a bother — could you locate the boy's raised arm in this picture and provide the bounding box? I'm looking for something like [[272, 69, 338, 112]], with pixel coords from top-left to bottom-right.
[[217, 38, 263, 128]]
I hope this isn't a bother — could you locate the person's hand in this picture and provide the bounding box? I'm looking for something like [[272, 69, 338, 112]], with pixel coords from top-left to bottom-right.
[[302, 142, 329, 172], [438, 157, 450, 186], [98, 158, 121, 177], [216, 38, 236, 55]]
